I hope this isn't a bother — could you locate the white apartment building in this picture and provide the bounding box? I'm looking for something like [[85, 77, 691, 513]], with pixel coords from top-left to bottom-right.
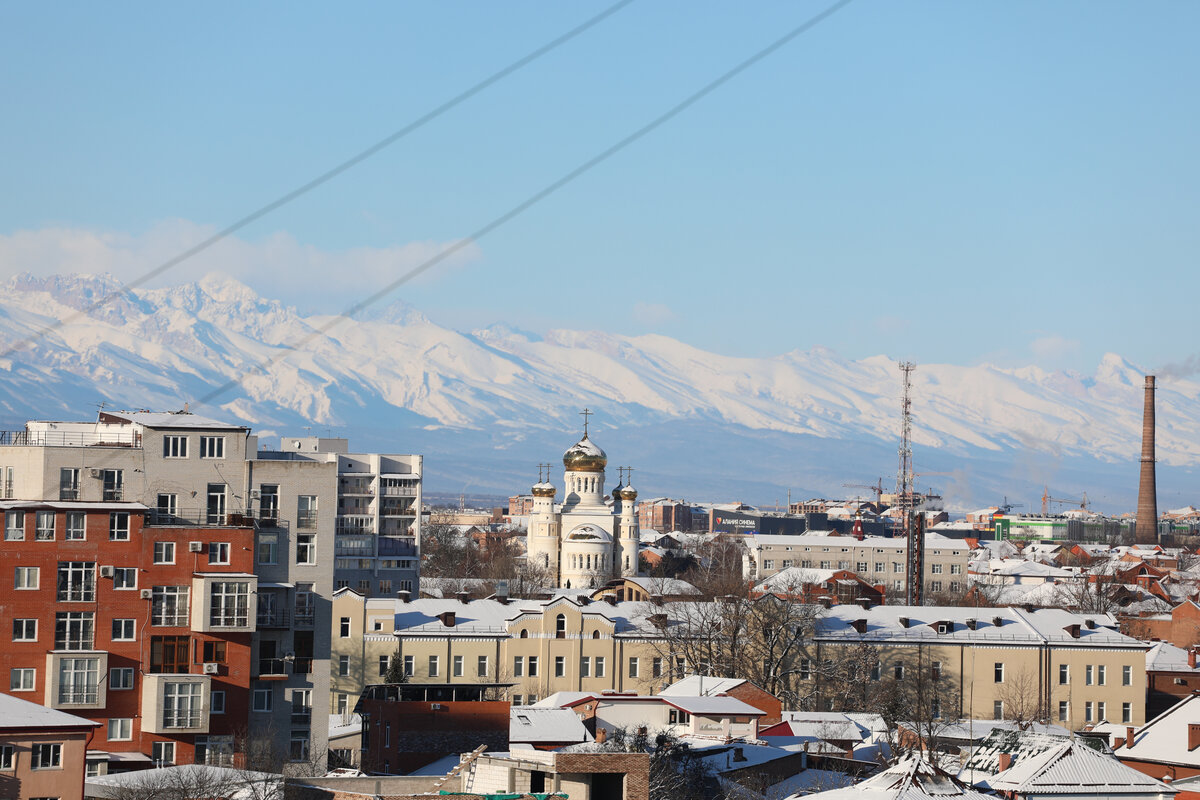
[[742, 532, 971, 595]]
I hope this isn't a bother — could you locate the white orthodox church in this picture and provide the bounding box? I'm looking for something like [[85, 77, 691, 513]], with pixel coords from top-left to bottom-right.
[[526, 417, 640, 588]]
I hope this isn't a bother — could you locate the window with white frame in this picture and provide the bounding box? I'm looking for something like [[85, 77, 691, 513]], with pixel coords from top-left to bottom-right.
[[629, 657, 639, 678], [579, 657, 590, 678], [15, 565, 39, 589], [477, 655, 488, 677], [200, 436, 225, 459], [931, 563, 942, 574], [0, 744, 12, 769], [210, 582, 250, 627], [1122, 702, 1132, 723], [195, 735, 234, 766], [111, 619, 135, 641], [109, 512, 130, 541], [296, 534, 316, 564], [513, 656, 524, 677], [59, 467, 80, 501], [35, 510, 55, 540], [113, 567, 137, 589], [57, 561, 95, 601], [337, 655, 349, 676], [163, 435, 189, 458], [57, 657, 99, 704], [1085, 665, 1094, 685], [5, 511, 25, 540], [152, 741, 175, 768], [453, 655, 463, 677], [403, 655, 414, 676], [595, 657, 605, 678], [1123, 664, 1132, 686], [64, 512, 85, 541], [1085, 701, 1094, 722], [208, 542, 230, 565], [1097, 664, 1106, 685], [110, 668, 134, 690], [993, 700, 1004, 720], [154, 541, 175, 564], [297, 495, 317, 529], [55, 612, 94, 650], [32, 743, 61, 769], [102, 469, 123, 501], [108, 718, 132, 741], [156, 494, 178, 521], [257, 534, 277, 565], [1059, 664, 1069, 684], [152, 586, 189, 626], [11, 668, 35, 691], [163, 682, 203, 728], [12, 619, 37, 641], [428, 655, 440, 677], [950, 564, 962, 574], [1059, 700, 1069, 721]]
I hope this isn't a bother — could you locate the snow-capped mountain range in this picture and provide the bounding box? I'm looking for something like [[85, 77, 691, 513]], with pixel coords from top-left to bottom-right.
[[0, 272, 1195, 513]]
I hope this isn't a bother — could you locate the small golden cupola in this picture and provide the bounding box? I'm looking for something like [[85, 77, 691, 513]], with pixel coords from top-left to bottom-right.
[[563, 434, 607, 473]]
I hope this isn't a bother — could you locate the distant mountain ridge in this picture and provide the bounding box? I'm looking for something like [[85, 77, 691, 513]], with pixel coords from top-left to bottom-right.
[[0, 272, 1195, 511]]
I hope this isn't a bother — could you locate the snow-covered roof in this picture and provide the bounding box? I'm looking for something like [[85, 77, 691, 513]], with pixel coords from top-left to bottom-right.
[[103, 410, 248, 430], [804, 754, 992, 800], [578, 693, 764, 717], [982, 739, 1174, 795], [530, 691, 596, 709], [510, 707, 591, 744], [660, 676, 747, 697], [764, 712, 868, 743], [1121, 693, 1200, 769], [86, 764, 281, 800], [1146, 641, 1200, 673], [328, 713, 362, 739], [0, 691, 100, 729], [748, 532, 968, 551], [621, 576, 701, 595]]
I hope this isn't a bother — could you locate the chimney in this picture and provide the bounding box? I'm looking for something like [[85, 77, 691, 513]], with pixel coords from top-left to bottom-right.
[[649, 613, 668, 629], [1189, 723, 1200, 752], [1085, 619, 1097, 629], [1064, 624, 1081, 639], [966, 618, 978, 631], [851, 619, 867, 634], [856, 597, 873, 609], [438, 611, 457, 627], [496, 595, 510, 606], [397, 590, 412, 604], [1190, 648, 1197, 669], [820, 598, 833, 609], [992, 616, 1004, 628], [455, 591, 470, 604], [998, 753, 1013, 772], [1136, 376, 1159, 545], [1126, 726, 1135, 747], [898, 616, 910, 628], [577, 596, 591, 606]]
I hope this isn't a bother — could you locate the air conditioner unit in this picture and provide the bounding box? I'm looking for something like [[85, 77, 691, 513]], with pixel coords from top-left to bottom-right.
[[431, 703, 446, 711], [188, 541, 204, 552], [250, 490, 260, 499], [140, 589, 154, 600], [89, 468, 103, 479], [203, 663, 220, 675], [98, 565, 115, 578]]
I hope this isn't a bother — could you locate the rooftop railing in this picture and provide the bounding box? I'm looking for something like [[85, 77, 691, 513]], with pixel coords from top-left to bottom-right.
[[0, 430, 142, 448]]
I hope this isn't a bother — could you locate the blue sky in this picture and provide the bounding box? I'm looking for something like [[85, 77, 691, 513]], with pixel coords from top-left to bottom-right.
[[2, 1, 1198, 375]]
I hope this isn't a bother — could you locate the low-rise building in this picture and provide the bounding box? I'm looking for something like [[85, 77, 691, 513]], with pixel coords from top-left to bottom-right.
[[0, 692, 99, 800], [1118, 693, 1200, 782], [557, 693, 764, 741]]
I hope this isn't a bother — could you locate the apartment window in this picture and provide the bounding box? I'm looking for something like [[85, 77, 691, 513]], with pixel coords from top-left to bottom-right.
[[200, 436, 225, 459], [289, 733, 310, 763], [201, 641, 226, 663], [35, 510, 55, 540], [10, 668, 35, 691], [152, 741, 176, 768], [1123, 665, 1132, 686], [57, 657, 99, 704], [291, 689, 312, 724], [259, 485, 279, 522], [108, 718, 132, 741], [102, 469, 123, 501], [994, 662, 1004, 683], [296, 534, 316, 565], [871, 664, 882, 681], [379, 580, 392, 595], [13, 619, 37, 641], [336, 655, 349, 677], [2, 466, 11, 499], [931, 564, 943, 574], [403, 655, 414, 677], [1097, 664, 1107, 685], [32, 743, 62, 770], [208, 542, 230, 565], [893, 562, 903, 573], [152, 587, 189, 627], [668, 709, 691, 725], [856, 562, 868, 572], [931, 661, 942, 681], [163, 435, 189, 458], [113, 567, 137, 589], [1085, 665, 1094, 685], [529, 656, 542, 677], [150, 635, 190, 673], [336, 693, 349, 715], [154, 541, 176, 564], [513, 656, 525, 678], [0, 744, 12, 769], [478, 655, 489, 677], [154, 494, 178, 523], [55, 612, 94, 650], [950, 564, 962, 574], [253, 689, 273, 712], [297, 495, 317, 529], [109, 512, 130, 541], [993, 700, 1004, 720], [763, 560, 774, 570], [1098, 701, 1107, 721], [5, 511, 24, 540], [629, 657, 639, 678], [110, 668, 134, 690], [60, 467, 80, 500], [1085, 702, 1094, 723], [65, 512, 85, 540], [512, 695, 522, 707], [111, 619, 135, 641], [453, 655, 464, 677], [1058, 701, 1069, 722], [1122, 702, 1132, 723], [357, 579, 370, 593], [210, 582, 250, 627], [15, 566, 38, 589], [579, 657, 590, 678], [339, 617, 350, 638], [1058, 664, 1069, 684], [651, 657, 662, 678], [206, 484, 226, 525], [930, 580, 943, 592], [428, 656, 440, 677], [257, 535, 278, 565]]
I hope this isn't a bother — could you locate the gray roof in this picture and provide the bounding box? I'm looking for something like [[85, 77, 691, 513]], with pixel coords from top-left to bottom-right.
[[983, 740, 1175, 795], [805, 754, 992, 800], [104, 411, 248, 430], [0, 691, 100, 729]]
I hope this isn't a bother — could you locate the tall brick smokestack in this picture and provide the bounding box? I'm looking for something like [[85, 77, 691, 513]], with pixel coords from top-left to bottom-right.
[[1135, 375, 1158, 545]]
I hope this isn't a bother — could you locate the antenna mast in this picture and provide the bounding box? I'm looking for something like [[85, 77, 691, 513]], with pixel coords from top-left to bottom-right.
[[897, 361, 924, 606]]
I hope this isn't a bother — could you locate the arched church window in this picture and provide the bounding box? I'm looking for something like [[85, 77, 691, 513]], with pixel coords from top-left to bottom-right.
[[556, 614, 566, 639], [586, 554, 592, 570], [520, 629, 528, 639], [592, 630, 600, 640]]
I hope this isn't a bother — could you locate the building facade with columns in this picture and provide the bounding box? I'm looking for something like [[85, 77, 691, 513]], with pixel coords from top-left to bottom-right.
[[526, 423, 640, 589]]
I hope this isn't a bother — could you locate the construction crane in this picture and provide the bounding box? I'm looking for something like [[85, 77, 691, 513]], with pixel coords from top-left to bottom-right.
[[1040, 487, 1090, 516], [843, 479, 885, 504], [998, 496, 1024, 514]]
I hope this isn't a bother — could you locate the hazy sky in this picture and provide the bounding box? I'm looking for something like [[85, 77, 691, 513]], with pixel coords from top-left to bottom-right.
[[2, 1, 1198, 376]]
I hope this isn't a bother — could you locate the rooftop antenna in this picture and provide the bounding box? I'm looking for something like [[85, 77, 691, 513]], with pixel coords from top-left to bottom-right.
[[579, 407, 592, 437], [898, 361, 925, 606]]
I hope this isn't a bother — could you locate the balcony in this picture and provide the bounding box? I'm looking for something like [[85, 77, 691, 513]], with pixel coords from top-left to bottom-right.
[[378, 536, 418, 558], [257, 657, 290, 678], [380, 486, 418, 498], [145, 509, 256, 528], [256, 608, 291, 628], [44, 651, 108, 710], [336, 517, 375, 536], [294, 606, 315, 627], [191, 575, 258, 633], [0, 430, 141, 448], [140, 674, 210, 734], [335, 534, 375, 556], [297, 512, 318, 530]]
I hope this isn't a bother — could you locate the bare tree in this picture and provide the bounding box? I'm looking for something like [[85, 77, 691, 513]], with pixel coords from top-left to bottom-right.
[[997, 667, 1048, 729], [598, 726, 717, 800]]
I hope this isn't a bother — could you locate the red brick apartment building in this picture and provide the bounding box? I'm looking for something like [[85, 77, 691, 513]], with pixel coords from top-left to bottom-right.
[[1, 501, 254, 774]]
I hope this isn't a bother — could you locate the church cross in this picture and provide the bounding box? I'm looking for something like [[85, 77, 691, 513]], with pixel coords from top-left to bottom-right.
[[580, 408, 593, 436]]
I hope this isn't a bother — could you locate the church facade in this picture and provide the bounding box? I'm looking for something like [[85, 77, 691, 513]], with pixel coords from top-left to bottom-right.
[[526, 424, 641, 588]]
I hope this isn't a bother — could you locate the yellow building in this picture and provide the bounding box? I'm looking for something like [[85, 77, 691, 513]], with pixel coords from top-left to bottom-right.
[[810, 605, 1149, 726]]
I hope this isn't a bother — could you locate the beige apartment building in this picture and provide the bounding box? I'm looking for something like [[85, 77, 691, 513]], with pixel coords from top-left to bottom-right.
[[330, 591, 690, 713], [810, 605, 1149, 726], [743, 532, 971, 594]]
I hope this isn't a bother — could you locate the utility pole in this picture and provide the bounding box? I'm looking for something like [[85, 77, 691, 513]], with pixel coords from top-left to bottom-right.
[[897, 362, 923, 606]]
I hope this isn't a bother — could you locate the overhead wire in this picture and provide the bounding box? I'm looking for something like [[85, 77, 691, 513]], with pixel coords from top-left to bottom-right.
[[194, 0, 856, 409], [0, 0, 638, 359]]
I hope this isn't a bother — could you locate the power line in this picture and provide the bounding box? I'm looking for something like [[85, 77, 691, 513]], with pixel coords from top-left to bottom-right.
[[0, 0, 637, 359], [195, 0, 855, 409]]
